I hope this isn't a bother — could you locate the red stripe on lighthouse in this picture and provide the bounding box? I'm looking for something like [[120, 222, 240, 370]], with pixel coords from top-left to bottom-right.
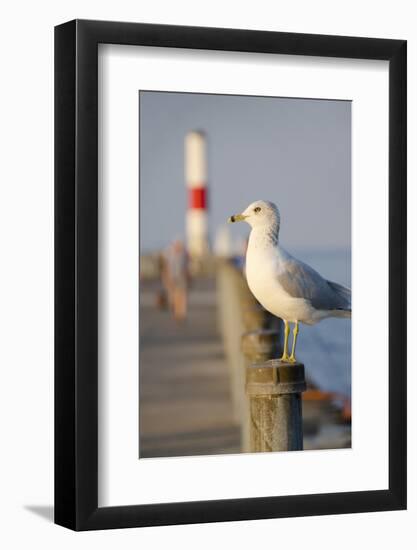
[[189, 187, 207, 209]]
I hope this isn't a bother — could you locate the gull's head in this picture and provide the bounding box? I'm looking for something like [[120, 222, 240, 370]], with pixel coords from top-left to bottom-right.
[[228, 200, 280, 229]]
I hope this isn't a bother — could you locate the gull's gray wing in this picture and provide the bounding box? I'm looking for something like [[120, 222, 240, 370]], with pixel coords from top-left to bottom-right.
[[277, 258, 351, 312]]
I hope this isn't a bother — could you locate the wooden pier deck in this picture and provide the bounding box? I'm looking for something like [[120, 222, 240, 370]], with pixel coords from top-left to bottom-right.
[[139, 278, 240, 458]]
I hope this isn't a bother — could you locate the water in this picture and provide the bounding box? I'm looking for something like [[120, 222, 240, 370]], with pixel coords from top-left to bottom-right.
[[289, 248, 351, 398]]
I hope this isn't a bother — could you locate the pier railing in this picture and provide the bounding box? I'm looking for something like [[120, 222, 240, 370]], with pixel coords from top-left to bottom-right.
[[216, 259, 306, 452]]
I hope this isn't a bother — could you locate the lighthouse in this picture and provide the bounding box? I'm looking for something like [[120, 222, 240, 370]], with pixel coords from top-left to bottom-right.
[[185, 130, 209, 260]]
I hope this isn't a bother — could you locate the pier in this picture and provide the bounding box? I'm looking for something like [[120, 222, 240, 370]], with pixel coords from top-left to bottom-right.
[[139, 259, 351, 458]]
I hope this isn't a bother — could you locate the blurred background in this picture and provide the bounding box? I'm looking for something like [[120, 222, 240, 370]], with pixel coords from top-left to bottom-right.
[[139, 91, 351, 458]]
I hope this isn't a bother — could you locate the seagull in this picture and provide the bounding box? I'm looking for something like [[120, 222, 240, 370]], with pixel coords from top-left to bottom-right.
[[228, 200, 351, 363]]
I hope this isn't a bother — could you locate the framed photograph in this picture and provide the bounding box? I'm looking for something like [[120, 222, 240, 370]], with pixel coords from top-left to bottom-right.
[[55, 19, 406, 530]]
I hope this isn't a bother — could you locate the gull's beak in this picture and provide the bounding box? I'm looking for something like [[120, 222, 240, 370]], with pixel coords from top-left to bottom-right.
[[228, 213, 247, 223]]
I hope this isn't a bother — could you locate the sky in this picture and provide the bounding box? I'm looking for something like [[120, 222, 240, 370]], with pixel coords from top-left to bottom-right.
[[139, 91, 351, 253]]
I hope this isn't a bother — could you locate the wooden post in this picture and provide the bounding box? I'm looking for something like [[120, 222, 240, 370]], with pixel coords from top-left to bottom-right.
[[242, 305, 281, 332], [215, 260, 259, 422], [246, 359, 306, 452], [241, 329, 281, 451], [241, 329, 281, 363]]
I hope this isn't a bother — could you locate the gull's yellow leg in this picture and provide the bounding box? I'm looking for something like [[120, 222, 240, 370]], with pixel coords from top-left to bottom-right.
[[280, 320, 290, 361], [289, 321, 299, 363]]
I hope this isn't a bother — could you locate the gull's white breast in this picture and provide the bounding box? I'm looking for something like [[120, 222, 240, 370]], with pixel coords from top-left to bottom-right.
[[245, 238, 316, 324]]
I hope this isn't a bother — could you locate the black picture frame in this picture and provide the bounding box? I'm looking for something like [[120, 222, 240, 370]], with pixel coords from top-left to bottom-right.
[[55, 19, 407, 531]]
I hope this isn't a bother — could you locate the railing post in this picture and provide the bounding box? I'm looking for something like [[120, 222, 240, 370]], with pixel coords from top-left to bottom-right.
[[246, 359, 307, 452], [242, 305, 281, 332], [216, 260, 258, 422]]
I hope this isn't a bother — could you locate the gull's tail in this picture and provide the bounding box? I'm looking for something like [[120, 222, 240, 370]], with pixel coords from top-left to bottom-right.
[[327, 280, 351, 317]]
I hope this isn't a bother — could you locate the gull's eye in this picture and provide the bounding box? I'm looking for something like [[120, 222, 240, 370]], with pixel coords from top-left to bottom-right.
[[254, 207, 261, 213]]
